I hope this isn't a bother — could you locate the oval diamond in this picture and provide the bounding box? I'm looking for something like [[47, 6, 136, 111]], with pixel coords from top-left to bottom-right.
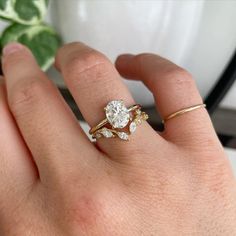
[[105, 100, 130, 128]]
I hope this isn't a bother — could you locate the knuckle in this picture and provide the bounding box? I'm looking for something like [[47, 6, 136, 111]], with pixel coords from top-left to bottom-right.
[[63, 194, 102, 232], [166, 66, 191, 78], [65, 49, 112, 86], [134, 53, 154, 64], [9, 78, 51, 116], [164, 67, 194, 86], [48, 176, 107, 233], [197, 160, 234, 202], [3, 52, 23, 68], [115, 143, 155, 160], [192, 149, 233, 188]]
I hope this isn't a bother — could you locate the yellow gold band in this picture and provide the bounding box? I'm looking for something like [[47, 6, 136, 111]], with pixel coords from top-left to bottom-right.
[[162, 104, 206, 124], [92, 110, 148, 141]]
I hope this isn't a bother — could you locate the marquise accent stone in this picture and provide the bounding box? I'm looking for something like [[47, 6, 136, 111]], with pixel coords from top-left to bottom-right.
[[95, 133, 102, 139], [129, 122, 137, 133], [100, 128, 113, 138], [135, 118, 142, 125], [117, 132, 129, 140]]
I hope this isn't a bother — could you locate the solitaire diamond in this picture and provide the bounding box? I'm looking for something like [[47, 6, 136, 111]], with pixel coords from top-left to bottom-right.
[[105, 100, 130, 129]]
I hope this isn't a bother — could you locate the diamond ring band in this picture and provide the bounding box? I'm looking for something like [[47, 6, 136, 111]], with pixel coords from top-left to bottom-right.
[[89, 100, 148, 141]]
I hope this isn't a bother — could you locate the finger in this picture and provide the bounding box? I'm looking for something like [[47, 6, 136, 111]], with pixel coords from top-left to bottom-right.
[[55, 42, 159, 160], [115, 54, 219, 146], [2, 43, 97, 181], [0, 77, 36, 198]]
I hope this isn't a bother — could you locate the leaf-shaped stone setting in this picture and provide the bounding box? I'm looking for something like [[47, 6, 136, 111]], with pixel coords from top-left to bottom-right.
[[92, 103, 149, 141], [117, 132, 129, 140], [100, 128, 114, 138], [129, 122, 137, 133], [94, 133, 102, 139]]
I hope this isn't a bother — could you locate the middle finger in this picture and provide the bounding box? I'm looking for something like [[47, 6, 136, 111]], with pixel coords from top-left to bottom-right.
[[2, 43, 97, 181]]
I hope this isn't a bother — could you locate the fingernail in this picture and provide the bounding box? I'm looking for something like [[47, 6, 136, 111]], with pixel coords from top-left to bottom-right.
[[117, 54, 134, 60], [3, 42, 24, 56], [115, 54, 135, 67]]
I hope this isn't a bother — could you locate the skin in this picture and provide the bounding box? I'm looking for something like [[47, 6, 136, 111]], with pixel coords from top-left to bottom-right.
[[0, 42, 235, 236]]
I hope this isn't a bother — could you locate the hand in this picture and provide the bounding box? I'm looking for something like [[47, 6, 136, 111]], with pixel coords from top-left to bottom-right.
[[0, 42, 235, 236]]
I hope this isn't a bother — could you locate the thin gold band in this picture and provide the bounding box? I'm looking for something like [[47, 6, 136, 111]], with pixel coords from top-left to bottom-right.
[[162, 104, 206, 123], [89, 104, 141, 135]]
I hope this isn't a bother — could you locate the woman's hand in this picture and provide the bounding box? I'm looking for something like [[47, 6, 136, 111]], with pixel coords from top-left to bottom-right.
[[0, 42, 235, 236]]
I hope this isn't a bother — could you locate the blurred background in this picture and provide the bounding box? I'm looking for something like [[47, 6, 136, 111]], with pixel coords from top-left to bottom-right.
[[0, 0, 235, 167]]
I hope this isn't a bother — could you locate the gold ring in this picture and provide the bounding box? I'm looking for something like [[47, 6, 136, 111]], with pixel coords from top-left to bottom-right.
[[89, 104, 141, 134], [162, 104, 206, 123], [89, 100, 148, 141]]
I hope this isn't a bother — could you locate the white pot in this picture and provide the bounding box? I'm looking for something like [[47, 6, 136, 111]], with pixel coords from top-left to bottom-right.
[[50, 0, 236, 106]]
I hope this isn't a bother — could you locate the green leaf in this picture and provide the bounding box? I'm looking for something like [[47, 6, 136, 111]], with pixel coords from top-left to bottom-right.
[[0, 0, 8, 10], [1, 23, 61, 71], [14, 0, 40, 21], [0, 0, 48, 25]]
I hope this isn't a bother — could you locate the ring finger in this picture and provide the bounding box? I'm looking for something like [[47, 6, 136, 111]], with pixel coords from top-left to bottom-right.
[[55, 42, 160, 161]]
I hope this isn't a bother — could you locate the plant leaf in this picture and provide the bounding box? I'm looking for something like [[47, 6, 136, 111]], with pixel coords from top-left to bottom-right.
[[0, 0, 48, 25], [1, 23, 61, 71], [0, 0, 8, 11]]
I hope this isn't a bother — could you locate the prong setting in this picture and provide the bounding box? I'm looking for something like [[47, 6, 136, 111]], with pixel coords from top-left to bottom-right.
[[91, 101, 148, 141]]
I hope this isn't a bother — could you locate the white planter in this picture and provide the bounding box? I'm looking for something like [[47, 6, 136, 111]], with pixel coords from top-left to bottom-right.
[[26, 1, 236, 107]]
